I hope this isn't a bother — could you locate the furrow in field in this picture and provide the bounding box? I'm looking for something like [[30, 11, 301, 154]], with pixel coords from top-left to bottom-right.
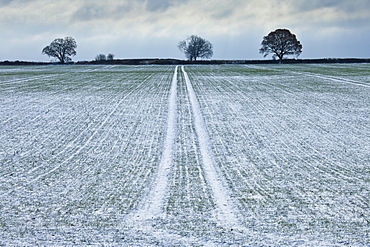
[[243, 69, 369, 183], [0, 69, 112, 130], [224, 67, 366, 193], [236, 81, 360, 181], [0, 74, 55, 87], [1, 97, 126, 195], [0, 74, 151, 185], [243, 65, 368, 124], [2, 68, 137, 149], [233, 66, 369, 183]]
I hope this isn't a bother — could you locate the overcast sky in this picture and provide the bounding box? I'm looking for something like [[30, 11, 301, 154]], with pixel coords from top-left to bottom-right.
[[1, 0, 370, 61]]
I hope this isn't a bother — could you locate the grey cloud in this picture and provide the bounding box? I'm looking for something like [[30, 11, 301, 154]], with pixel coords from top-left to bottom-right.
[[71, 0, 189, 22], [0, 0, 39, 6], [145, 0, 189, 12], [71, 1, 140, 22], [211, 7, 234, 19], [0, 0, 34, 7], [0, 0, 12, 6], [291, 0, 370, 13], [146, 0, 173, 12], [72, 5, 108, 21], [292, 0, 344, 11]]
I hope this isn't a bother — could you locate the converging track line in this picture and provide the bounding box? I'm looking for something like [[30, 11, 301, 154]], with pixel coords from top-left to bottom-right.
[[131, 66, 178, 219], [181, 66, 242, 229], [291, 71, 370, 88]]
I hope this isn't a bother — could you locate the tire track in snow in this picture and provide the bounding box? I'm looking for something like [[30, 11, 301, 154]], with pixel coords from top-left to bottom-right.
[[245, 64, 370, 88], [130, 66, 178, 219], [181, 66, 242, 228], [291, 71, 370, 88]]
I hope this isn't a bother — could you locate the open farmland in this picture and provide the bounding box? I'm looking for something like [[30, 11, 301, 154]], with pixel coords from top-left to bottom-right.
[[0, 64, 369, 246]]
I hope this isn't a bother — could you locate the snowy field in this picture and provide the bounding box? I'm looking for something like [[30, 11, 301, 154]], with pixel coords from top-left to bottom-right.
[[0, 64, 369, 246]]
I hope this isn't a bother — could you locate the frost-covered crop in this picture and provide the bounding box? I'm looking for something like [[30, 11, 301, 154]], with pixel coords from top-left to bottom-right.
[[0, 64, 369, 245]]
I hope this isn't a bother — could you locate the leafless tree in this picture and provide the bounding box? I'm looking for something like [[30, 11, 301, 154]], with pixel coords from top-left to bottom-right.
[[260, 29, 302, 63], [107, 53, 115, 60], [42, 37, 77, 64], [95, 54, 107, 61], [178, 35, 213, 61]]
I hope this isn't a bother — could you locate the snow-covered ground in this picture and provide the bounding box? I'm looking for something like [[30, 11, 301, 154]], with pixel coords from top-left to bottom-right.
[[0, 64, 369, 245]]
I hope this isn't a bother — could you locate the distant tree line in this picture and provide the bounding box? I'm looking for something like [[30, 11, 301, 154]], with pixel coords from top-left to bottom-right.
[[95, 53, 115, 61], [41, 29, 303, 64]]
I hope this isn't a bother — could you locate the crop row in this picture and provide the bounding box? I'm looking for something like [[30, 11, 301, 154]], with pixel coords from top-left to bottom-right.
[[186, 64, 369, 245]]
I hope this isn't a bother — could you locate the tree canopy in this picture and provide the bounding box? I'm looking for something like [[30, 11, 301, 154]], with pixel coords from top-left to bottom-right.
[[95, 54, 106, 61], [178, 35, 213, 61], [42, 37, 77, 64], [259, 29, 302, 63], [107, 54, 115, 60], [95, 53, 115, 61]]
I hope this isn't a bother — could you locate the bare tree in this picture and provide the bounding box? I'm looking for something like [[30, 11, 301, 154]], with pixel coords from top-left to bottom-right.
[[42, 37, 77, 64], [95, 54, 107, 61], [107, 53, 115, 60], [259, 29, 302, 63], [178, 35, 213, 61]]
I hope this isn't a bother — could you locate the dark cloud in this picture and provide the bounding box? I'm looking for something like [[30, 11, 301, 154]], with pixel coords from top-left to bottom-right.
[[72, 5, 107, 21], [292, 0, 370, 14], [145, 0, 176, 12], [0, 0, 13, 6], [146, 0, 189, 12], [291, 0, 344, 11], [71, 2, 137, 22], [211, 7, 234, 19], [71, 0, 188, 22], [0, 0, 39, 7]]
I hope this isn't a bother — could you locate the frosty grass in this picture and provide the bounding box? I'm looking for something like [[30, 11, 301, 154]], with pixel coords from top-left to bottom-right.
[[0, 64, 369, 246]]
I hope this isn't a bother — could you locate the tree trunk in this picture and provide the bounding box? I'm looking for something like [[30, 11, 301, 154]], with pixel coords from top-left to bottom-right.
[[278, 54, 283, 64]]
